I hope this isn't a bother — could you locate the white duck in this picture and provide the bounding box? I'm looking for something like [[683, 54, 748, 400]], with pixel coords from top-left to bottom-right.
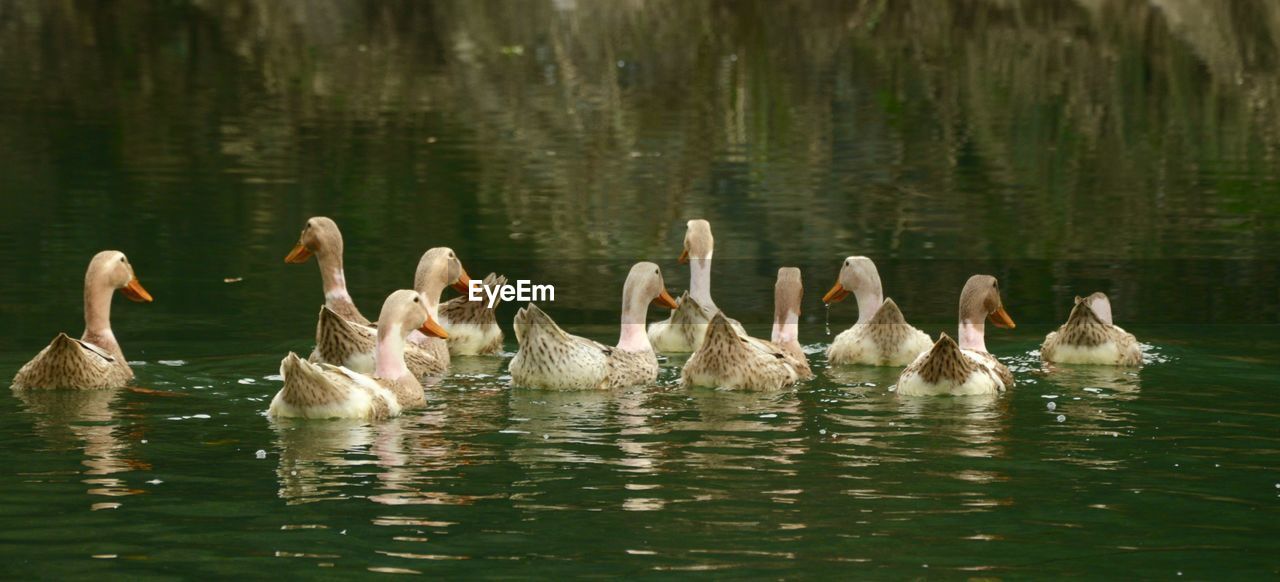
[[647, 219, 745, 352], [823, 256, 932, 366], [510, 262, 679, 390], [12, 251, 153, 390], [896, 275, 1016, 396], [270, 290, 447, 420], [1041, 292, 1142, 366]]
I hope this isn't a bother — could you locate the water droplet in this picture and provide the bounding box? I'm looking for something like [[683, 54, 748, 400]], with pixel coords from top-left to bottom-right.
[[819, 429, 827, 435], [147, 479, 162, 485], [1046, 402, 1056, 411], [824, 304, 831, 336], [1056, 415, 1066, 423], [255, 450, 267, 459]]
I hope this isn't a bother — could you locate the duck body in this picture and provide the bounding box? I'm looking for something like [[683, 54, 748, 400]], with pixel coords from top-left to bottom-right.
[[309, 306, 446, 379], [896, 333, 1013, 396], [647, 292, 746, 353], [682, 313, 800, 391], [826, 299, 933, 366], [13, 334, 133, 390], [510, 304, 658, 390], [270, 353, 422, 421], [438, 273, 506, 355], [11, 250, 153, 391], [1041, 293, 1141, 366]]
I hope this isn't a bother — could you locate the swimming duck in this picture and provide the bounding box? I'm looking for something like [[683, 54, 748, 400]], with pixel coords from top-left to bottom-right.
[[896, 275, 1016, 396], [438, 272, 507, 355], [647, 219, 746, 352], [12, 251, 154, 390], [285, 217, 370, 325], [270, 290, 446, 420], [682, 268, 809, 390], [1041, 292, 1141, 366], [510, 262, 679, 390], [310, 248, 468, 378], [823, 256, 932, 366]]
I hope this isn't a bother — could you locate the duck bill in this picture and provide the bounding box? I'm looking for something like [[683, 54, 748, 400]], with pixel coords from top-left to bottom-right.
[[284, 243, 312, 264], [120, 277, 154, 303], [451, 267, 472, 294], [653, 289, 680, 310], [418, 315, 449, 339], [822, 282, 851, 304], [988, 306, 1016, 329], [678, 248, 689, 265]]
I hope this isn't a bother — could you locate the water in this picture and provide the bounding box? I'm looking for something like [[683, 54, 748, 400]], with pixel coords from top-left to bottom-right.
[[1, 1, 1279, 577]]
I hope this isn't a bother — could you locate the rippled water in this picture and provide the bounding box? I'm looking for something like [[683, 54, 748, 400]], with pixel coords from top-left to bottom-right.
[[1, 1, 1279, 577]]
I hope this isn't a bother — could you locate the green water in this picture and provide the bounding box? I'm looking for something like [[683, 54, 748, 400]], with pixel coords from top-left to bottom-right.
[[2, 1, 1279, 578]]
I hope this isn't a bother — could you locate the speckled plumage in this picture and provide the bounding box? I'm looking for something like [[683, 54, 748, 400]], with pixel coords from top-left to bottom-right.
[[12, 333, 133, 390], [827, 298, 933, 366], [438, 273, 506, 355], [648, 292, 746, 353], [310, 306, 446, 379], [897, 333, 1013, 396], [681, 313, 800, 390], [510, 304, 659, 390], [1041, 293, 1142, 366]]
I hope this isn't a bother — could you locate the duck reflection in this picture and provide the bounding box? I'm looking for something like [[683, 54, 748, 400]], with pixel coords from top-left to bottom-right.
[[13, 387, 149, 503]]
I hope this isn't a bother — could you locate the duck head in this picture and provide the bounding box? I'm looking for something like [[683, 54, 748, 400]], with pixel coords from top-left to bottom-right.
[[87, 250, 152, 304], [284, 217, 343, 264], [1068, 292, 1114, 326], [413, 247, 472, 306], [375, 289, 447, 379], [618, 261, 679, 351], [957, 274, 1014, 352], [822, 256, 884, 324], [678, 219, 714, 264]]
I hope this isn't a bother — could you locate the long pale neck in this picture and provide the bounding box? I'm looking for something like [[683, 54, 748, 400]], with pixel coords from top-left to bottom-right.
[[617, 293, 652, 352], [853, 287, 883, 325], [375, 324, 410, 379], [688, 257, 715, 309], [317, 251, 355, 311], [958, 320, 987, 353], [771, 310, 800, 349], [82, 282, 119, 352]]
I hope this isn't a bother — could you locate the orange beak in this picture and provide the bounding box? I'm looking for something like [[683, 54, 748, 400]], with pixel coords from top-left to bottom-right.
[[822, 282, 851, 304], [988, 306, 1016, 329], [451, 267, 472, 294], [284, 242, 312, 264], [418, 314, 449, 339], [652, 288, 680, 310], [120, 277, 153, 303], [678, 248, 689, 265]]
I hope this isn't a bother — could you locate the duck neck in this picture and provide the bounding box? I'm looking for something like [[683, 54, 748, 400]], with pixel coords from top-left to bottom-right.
[[771, 309, 800, 350], [688, 256, 716, 310], [317, 251, 357, 315], [375, 324, 410, 379], [617, 291, 653, 353], [82, 281, 119, 353], [958, 320, 987, 353], [853, 288, 884, 325]]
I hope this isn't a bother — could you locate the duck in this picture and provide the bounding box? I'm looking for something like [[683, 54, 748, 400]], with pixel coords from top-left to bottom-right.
[[1041, 292, 1142, 366], [12, 251, 154, 390], [510, 262, 679, 389], [285, 216, 370, 325], [310, 247, 469, 378], [896, 275, 1016, 396], [438, 272, 507, 355], [647, 219, 746, 352], [681, 268, 809, 390], [270, 290, 446, 420], [823, 256, 932, 366]]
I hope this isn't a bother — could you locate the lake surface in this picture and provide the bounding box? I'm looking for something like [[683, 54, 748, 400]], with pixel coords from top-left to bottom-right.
[[1, 0, 1278, 577]]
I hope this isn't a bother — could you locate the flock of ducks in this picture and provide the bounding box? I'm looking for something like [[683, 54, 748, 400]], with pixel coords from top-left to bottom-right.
[[10, 218, 1144, 421]]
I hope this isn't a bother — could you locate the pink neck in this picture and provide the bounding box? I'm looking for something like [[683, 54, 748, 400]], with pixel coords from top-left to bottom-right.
[[689, 257, 715, 309], [617, 323, 650, 352], [771, 310, 799, 346], [959, 321, 987, 352], [374, 324, 410, 379], [82, 282, 121, 354]]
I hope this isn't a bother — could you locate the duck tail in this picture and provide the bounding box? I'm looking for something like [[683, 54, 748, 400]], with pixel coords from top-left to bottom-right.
[[278, 352, 343, 407], [314, 305, 370, 362], [915, 332, 974, 384], [514, 303, 564, 345], [700, 312, 741, 351], [869, 297, 906, 325]]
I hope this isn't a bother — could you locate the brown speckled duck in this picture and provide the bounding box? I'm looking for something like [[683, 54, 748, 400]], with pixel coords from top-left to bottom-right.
[[438, 272, 507, 355], [682, 268, 810, 389], [285, 217, 370, 325], [12, 251, 153, 390], [510, 262, 679, 390], [648, 219, 746, 352], [310, 248, 468, 379], [824, 256, 932, 366], [1041, 292, 1142, 366], [270, 290, 446, 420], [896, 275, 1016, 396]]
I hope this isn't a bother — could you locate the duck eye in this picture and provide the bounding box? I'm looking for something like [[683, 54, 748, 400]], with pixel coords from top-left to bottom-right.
[[120, 257, 126, 263], [413, 296, 420, 303]]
